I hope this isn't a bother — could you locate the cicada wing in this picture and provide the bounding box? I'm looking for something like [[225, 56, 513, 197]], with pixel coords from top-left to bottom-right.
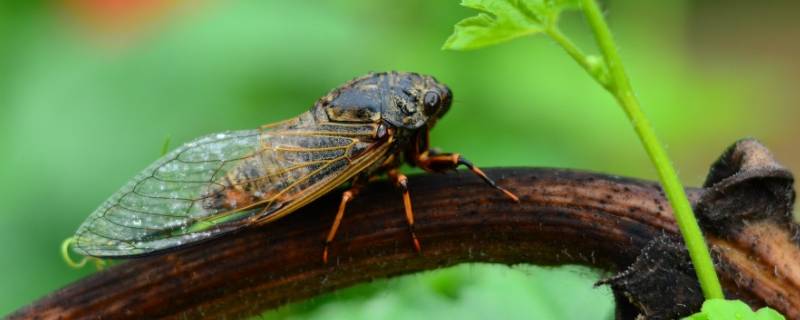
[[73, 130, 263, 257], [73, 119, 390, 257]]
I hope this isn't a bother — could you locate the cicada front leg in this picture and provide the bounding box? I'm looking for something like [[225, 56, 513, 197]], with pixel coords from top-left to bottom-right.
[[416, 150, 520, 202], [384, 151, 517, 257]]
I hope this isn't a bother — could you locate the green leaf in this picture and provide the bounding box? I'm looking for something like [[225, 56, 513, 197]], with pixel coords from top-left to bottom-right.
[[443, 0, 581, 50], [685, 299, 785, 320]]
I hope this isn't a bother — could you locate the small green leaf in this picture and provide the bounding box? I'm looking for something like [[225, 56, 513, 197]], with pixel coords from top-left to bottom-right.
[[443, 0, 581, 50], [685, 299, 785, 320], [585, 54, 609, 85], [161, 135, 172, 156], [755, 307, 786, 320]]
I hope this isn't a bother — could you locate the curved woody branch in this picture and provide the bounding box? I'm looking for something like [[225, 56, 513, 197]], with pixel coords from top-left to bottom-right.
[[10, 139, 799, 320]]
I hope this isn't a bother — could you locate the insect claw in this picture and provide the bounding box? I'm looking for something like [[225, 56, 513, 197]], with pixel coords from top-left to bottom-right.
[[499, 188, 520, 203], [412, 235, 421, 253]]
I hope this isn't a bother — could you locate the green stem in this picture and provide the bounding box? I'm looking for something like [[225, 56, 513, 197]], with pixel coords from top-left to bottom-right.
[[545, 28, 610, 90], [577, 0, 725, 300]]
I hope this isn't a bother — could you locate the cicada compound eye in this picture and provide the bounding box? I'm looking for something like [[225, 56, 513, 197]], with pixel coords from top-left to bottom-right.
[[423, 91, 440, 116]]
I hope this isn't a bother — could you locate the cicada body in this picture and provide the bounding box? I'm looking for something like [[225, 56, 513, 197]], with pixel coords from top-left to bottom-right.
[[72, 71, 515, 260]]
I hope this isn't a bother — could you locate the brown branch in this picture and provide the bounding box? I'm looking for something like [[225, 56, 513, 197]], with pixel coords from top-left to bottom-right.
[[10, 140, 799, 320]]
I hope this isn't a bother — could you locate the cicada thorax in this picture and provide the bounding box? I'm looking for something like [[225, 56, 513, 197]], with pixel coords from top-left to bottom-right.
[[201, 111, 387, 213]]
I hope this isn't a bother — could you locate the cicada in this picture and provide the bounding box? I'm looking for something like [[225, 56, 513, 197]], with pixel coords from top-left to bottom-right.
[[72, 71, 518, 263]]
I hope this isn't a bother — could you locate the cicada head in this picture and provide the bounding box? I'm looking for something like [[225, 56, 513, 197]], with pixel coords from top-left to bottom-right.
[[319, 71, 452, 130]]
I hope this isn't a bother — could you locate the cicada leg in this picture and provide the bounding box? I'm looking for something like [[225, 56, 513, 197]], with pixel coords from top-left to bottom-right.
[[388, 169, 422, 253], [322, 178, 366, 264], [416, 151, 519, 202]]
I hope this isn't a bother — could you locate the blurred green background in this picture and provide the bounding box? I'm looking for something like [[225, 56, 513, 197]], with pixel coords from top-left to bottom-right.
[[1, 0, 798, 318]]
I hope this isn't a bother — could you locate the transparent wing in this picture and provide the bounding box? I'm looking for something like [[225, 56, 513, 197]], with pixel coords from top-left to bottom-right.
[[74, 119, 389, 257]]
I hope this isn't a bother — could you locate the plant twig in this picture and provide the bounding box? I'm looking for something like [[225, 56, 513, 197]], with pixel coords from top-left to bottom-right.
[[9, 139, 799, 319]]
